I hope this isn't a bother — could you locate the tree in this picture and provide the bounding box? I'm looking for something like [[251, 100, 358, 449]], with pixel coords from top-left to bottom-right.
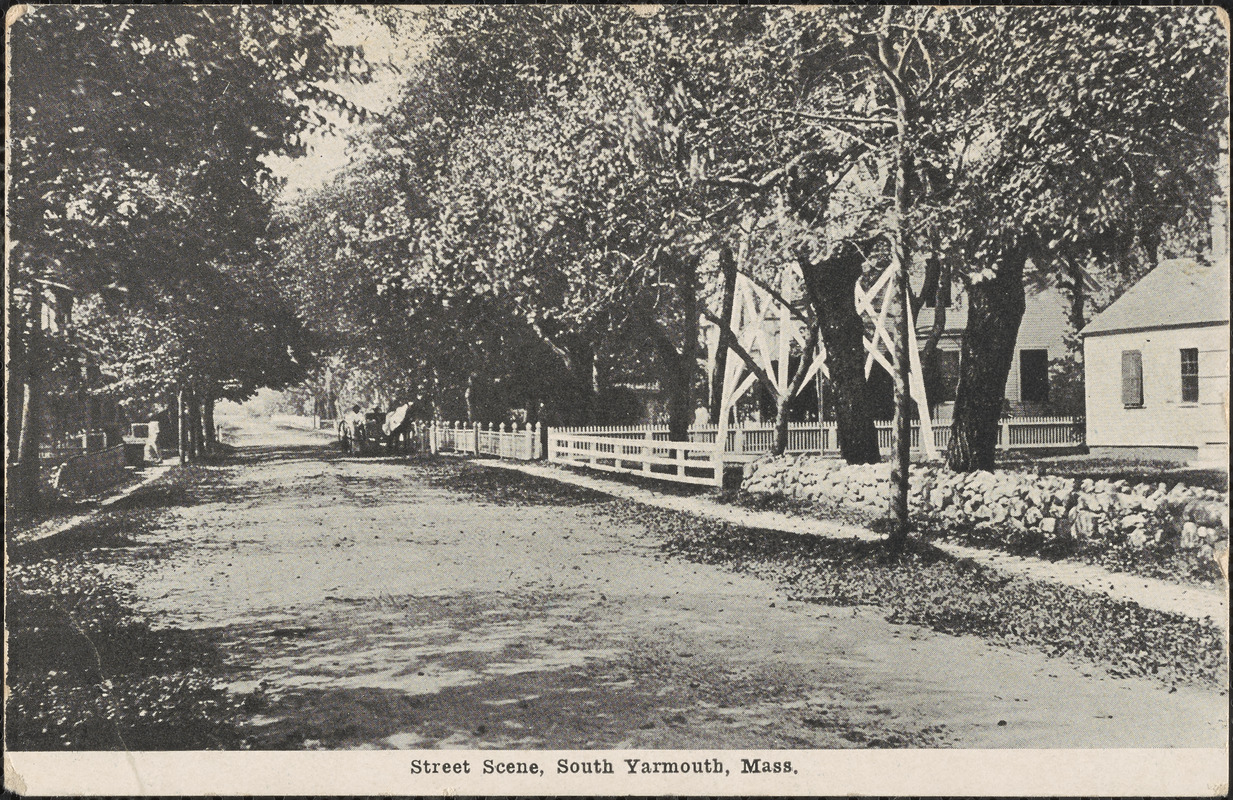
[[72, 257, 316, 459], [941, 7, 1228, 470], [704, 6, 903, 465], [758, 6, 1225, 484], [7, 5, 370, 506]]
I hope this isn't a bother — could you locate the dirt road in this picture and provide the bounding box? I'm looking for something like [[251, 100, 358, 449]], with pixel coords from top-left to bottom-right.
[[83, 415, 1227, 749]]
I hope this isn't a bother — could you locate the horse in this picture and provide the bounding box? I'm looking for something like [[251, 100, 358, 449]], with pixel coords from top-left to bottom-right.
[[382, 402, 420, 454]]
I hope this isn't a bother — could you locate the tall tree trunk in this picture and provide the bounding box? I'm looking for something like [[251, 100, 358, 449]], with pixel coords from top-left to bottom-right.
[[187, 387, 203, 461], [203, 395, 216, 451], [661, 343, 693, 443], [888, 263, 912, 547], [197, 395, 209, 456], [772, 396, 792, 455], [430, 367, 444, 422], [772, 327, 820, 455], [709, 244, 738, 423], [946, 250, 1029, 472], [464, 372, 477, 424], [649, 323, 695, 443], [920, 253, 951, 415], [13, 285, 44, 513], [6, 287, 27, 461], [873, 8, 915, 548], [1064, 258, 1087, 333], [653, 264, 700, 443], [887, 114, 913, 550], [178, 386, 190, 463], [678, 262, 700, 443], [797, 244, 881, 464]]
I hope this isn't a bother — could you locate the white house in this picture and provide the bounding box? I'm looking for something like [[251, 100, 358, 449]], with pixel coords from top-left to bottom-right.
[[1081, 258, 1230, 463]]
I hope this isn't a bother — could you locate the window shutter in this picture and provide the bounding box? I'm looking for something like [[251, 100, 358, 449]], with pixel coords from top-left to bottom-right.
[[1121, 350, 1143, 407]]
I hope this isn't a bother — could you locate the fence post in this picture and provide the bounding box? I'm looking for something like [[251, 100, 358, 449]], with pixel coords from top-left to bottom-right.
[[643, 428, 653, 474], [475, 422, 482, 455], [1000, 418, 1011, 450]]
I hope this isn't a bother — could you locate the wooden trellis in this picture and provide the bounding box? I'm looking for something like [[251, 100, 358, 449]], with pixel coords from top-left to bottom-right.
[[712, 263, 938, 460]]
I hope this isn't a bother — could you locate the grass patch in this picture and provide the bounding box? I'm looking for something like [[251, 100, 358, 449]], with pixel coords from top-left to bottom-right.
[[421, 458, 617, 506], [723, 487, 882, 529], [996, 454, 1229, 492], [6, 462, 253, 750], [5, 466, 153, 539], [916, 516, 1226, 587], [610, 502, 1228, 691], [5, 558, 246, 750]]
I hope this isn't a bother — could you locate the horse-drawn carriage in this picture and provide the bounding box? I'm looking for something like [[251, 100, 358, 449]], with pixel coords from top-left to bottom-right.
[[338, 403, 424, 455]]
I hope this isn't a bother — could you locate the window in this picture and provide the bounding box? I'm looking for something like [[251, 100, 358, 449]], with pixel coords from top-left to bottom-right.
[[1019, 349, 1050, 403], [932, 350, 961, 402], [1181, 348, 1199, 403], [1121, 350, 1144, 407]]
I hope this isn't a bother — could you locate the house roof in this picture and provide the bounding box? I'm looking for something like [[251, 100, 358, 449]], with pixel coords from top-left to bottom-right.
[[1081, 258, 1231, 337]]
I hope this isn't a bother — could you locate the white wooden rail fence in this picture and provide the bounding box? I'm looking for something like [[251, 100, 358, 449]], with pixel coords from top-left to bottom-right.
[[546, 431, 724, 487], [39, 429, 114, 463], [426, 416, 1080, 488], [45, 444, 128, 498], [551, 416, 1082, 457], [430, 421, 541, 461]]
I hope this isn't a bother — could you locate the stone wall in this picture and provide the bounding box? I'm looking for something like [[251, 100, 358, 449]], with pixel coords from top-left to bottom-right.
[[741, 455, 1229, 559]]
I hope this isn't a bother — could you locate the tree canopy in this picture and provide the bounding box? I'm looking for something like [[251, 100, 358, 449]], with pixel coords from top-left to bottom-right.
[[13, 5, 1223, 498]]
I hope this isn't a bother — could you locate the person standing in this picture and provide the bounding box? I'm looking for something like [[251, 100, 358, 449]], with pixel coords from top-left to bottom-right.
[[344, 404, 364, 452]]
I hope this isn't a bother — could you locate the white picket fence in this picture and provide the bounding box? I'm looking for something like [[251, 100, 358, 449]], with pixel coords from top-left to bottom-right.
[[546, 430, 724, 487], [430, 421, 541, 461]]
